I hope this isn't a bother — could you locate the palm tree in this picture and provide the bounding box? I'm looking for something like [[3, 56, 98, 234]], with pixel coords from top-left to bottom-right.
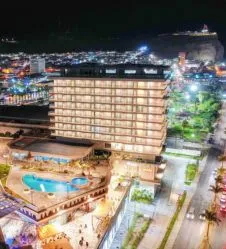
[[217, 166, 225, 177], [201, 209, 221, 248], [214, 175, 223, 186], [209, 184, 224, 208], [181, 119, 189, 139], [218, 155, 226, 171]]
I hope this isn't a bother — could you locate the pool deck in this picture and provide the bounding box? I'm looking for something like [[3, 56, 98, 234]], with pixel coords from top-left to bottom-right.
[[6, 166, 106, 209], [0, 174, 131, 249]]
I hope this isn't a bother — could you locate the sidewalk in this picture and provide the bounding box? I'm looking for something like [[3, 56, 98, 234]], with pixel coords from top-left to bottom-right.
[[164, 154, 209, 249]]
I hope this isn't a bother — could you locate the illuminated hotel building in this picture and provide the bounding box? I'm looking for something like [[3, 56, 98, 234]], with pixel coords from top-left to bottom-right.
[[49, 64, 169, 161]]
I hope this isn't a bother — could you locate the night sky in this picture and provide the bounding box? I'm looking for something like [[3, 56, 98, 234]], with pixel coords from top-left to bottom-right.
[[1, 1, 226, 48]]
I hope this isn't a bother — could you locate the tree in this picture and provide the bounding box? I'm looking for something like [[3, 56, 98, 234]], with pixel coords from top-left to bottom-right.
[[214, 175, 223, 186], [218, 155, 226, 170], [203, 209, 220, 244], [209, 184, 224, 208], [181, 119, 189, 138], [217, 167, 225, 177]]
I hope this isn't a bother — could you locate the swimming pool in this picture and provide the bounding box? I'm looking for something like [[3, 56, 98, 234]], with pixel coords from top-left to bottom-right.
[[22, 174, 79, 193], [71, 177, 89, 186]]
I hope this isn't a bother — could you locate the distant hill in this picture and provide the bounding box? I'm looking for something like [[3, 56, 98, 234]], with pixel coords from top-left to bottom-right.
[[149, 33, 224, 61]]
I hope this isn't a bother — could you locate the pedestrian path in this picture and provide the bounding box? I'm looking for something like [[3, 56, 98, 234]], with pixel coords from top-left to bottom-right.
[[110, 202, 135, 249]]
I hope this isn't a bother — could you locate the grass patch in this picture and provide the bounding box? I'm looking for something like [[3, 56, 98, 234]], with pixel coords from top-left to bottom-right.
[[131, 188, 153, 204], [0, 164, 10, 186], [185, 163, 198, 185], [163, 152, 203, 160], [121, 213, 151, 249], [158, 191, 187, 249]]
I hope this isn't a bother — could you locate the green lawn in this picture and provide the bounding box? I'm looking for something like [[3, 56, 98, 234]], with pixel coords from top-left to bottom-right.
[[0, 164, 10, 178], [131, 188, 153, 204], [0, 164, 10, 187], [185, 163, 198, 185]]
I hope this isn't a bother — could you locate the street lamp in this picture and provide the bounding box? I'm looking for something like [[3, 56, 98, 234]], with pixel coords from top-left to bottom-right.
[[190, 84, 198, 92]]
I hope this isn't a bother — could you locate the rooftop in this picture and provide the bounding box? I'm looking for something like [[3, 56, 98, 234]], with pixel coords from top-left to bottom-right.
[[54, 63, 170, 79], [10, 138, 93, 160]]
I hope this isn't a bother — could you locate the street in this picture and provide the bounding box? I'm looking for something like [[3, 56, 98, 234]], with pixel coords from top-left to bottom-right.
[[173, 148, 222, 249], [173, 101, 226, 249]]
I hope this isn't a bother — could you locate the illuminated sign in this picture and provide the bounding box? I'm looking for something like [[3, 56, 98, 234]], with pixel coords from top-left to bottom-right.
[[144, 68, 158, 74], [106, 69, 116, 74], [125, 70, 136, 74]]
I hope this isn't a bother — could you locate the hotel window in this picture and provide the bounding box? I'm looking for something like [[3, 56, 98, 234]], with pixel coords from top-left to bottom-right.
[[91, 126, 101, 133], [124, 144, 133, 151], [105, 112, 111, 118], [137, 98, 147, 105], [138, 81, 145, 88], [137, 106, 146, 113], [57, 94, 63, 100], [134, 145, 143, 153], [136, 122, 144, 129], [137, 90, 146, 96], [136, 130, 146, 137], [127, 89, 133, 96], [127, 81, 133, 88], [115, 113, 121, 119], [115, 81, 123, 88], [113, 143, 121, 150]]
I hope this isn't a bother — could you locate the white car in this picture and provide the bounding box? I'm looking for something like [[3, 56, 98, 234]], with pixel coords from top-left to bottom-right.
[[212, 169, 218, 176], [186, 207, 195, 219], [220, 197, 226, 203], [199, 210, 206, 221]]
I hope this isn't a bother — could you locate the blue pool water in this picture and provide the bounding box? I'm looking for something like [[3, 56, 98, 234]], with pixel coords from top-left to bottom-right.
[[22, 174, 80, 193], [71, 177, 88, 185]]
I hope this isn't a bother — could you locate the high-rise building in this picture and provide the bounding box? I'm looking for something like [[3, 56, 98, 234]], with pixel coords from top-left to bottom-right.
[[178, 52, 186, 66], [30, 58, 45, 74], [49, 64, 169, 162]]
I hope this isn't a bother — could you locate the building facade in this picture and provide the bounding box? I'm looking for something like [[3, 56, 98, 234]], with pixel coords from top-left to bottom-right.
[[30, 58, 45, 74], [49, 65, 169, 160]]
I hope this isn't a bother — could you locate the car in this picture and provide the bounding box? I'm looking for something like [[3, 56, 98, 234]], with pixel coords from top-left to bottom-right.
[[220, 197, 226, 204], [186, 207, 195, 219], [199, 210, 206, 221], [212, 170, 217, 176]]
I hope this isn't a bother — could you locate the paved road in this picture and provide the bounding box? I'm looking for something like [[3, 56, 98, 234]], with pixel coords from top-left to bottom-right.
[[173, 148, 221, 249]]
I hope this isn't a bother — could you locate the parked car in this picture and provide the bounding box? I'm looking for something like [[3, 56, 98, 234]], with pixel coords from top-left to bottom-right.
[[186, 207, 195, 219], [199, 210, 206, 221], [220, 197, 226, 204]]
